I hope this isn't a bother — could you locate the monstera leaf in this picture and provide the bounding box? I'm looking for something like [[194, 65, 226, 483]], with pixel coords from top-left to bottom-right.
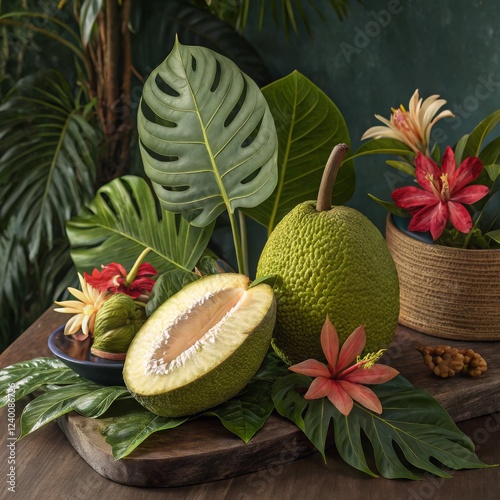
[[66, 176, 214, 274], [137, 39, 278, 229], [244, 71, 355, 234]]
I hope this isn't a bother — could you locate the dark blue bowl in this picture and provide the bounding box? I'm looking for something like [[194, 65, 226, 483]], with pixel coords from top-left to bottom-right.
[[48, 325, 125, 386]]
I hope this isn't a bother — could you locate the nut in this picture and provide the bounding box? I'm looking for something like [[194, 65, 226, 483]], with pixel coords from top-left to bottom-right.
[[417, 345, 487, 378]]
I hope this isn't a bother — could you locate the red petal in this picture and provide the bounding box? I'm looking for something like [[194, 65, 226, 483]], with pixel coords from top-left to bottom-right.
[[408, 203, 448, 240], [451, 185, 489, 204], [451, 156, 483, 192], [289, 359, 331, 378], [429, 202, 449, 240], [415, 153, 441, 193], [343, 364, 399, 384], [447, 201, 473, 234], [304, 377, 332, 399], [392, 186, 437, 209], [441, 146, 456, 177], [320, 315, 339, 374], [327, 380, 353, 416], [337, 380, 383, 414], [336, 325, 366, 374], [137, 262, 158, 277]]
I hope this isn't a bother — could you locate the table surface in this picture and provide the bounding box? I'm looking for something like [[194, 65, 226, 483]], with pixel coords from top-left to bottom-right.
[[1, 309, 499, 500]]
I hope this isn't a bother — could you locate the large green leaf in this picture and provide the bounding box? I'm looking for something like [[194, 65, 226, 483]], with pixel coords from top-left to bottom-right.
[[0, 357, 82, 407], [137, 39, 278, 228], [205, 351, 289, 442], [66, 175, 214, 274], [272, 374, 492, 478], [101, 407, 189, 460], [19, 382, 130, 438], [244, 71, 354, 234], [462, 110, 500, 159], [131, 0, 271, 88], [0, 70, 98, 261]]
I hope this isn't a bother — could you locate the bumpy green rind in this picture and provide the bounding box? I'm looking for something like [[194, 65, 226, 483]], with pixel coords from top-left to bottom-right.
[[257, 202, 400, 365], [127, 291, 276, 417]]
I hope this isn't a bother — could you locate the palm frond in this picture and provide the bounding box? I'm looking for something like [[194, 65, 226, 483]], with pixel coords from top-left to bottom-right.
[[202, 0, 357, 35], [0, 69, 99, 261]]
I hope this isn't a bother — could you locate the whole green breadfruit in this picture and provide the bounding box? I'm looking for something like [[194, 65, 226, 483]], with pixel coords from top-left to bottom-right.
[[257, 144, 400, 365]]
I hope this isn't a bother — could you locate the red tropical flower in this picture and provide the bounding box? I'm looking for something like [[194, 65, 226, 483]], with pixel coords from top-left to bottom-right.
[[289, 316, 399, 416], [85, 262, 157, 299], [392, 147, 489, 240]]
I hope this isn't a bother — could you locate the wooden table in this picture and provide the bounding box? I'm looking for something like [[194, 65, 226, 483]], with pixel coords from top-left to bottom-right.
[[1, 309, 500, 499]]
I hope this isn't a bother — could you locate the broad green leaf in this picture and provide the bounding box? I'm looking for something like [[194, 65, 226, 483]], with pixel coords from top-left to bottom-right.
[[385, 159, 416, 177], [205, 351, 288, 442], [462, 110, 500, 159], [0, 357, 82, 407], [101, 407, 188, 460], [79, 0, 104, 47], [272, 374, 491, 479], [245, 71, 354, 234], [205, 378, 274, 443], [138, 39, 278, 228], [130, 0, 271, 88], [19, 382, 130, 438], [351, 138, 414, 161], [66, 176, 214, 274], [145, 269, 199, 316]]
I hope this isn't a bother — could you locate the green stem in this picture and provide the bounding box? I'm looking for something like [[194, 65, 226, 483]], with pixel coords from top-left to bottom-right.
[[125, 247, 152, 286], [228, 210, 248, 276], [238, 210, 249, 277]]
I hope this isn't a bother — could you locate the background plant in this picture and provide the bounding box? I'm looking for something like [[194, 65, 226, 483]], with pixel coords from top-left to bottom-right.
[[0, 0, 355, 350]]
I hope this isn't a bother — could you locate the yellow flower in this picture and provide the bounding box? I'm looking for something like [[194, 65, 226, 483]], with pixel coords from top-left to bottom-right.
[[361, 89, 454, 155], [54, 273, 109, 338]]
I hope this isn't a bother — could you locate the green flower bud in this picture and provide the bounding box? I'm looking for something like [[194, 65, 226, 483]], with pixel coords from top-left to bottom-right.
[[92, 294, 146, 357]]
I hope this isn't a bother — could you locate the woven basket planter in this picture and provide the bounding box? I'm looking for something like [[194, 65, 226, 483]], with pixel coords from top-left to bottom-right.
[[385, 214, 500, 341]]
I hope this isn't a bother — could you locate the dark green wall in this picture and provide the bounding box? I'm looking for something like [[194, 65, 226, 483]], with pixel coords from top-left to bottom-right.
[[245, 0, 500, 230]]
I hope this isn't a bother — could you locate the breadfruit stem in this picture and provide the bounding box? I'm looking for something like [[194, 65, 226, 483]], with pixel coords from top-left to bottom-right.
[[316, 143, 349, 212]]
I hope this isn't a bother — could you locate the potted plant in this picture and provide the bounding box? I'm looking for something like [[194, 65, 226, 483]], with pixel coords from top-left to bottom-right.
[[355, 90, 500, 340]]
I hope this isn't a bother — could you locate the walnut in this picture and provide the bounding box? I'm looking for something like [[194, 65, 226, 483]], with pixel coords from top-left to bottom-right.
[[417, 345, 487, 378]]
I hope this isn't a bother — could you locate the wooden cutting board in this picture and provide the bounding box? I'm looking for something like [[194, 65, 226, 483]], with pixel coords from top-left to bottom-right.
[[58, 325, 500, 487]]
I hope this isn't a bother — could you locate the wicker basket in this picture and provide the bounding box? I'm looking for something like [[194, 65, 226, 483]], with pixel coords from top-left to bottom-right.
[[385, 214, 500, 340]]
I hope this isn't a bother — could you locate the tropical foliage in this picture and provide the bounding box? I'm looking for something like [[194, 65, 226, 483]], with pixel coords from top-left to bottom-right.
[[0, 0, 354, 350]]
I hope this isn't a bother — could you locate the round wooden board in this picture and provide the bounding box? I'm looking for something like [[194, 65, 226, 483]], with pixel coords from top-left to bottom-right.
[[57, 412, 317, 487]]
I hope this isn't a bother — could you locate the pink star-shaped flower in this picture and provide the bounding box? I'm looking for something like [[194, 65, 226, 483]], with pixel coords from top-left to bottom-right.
[[289, 316, 399, 416]]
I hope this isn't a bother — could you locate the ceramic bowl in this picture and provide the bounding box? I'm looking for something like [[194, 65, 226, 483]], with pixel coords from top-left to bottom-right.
[[48, 325, 125, 386]]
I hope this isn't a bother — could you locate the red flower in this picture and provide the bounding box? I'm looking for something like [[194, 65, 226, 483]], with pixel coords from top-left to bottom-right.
[[84, 262, 157, 299], [392, 147, 489, 240], [289, 316, 399, 416]]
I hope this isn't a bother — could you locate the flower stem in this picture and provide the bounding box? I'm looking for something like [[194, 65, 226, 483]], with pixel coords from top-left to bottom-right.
[[125, 247, 152, 286], [228, 210, 249, 276]]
